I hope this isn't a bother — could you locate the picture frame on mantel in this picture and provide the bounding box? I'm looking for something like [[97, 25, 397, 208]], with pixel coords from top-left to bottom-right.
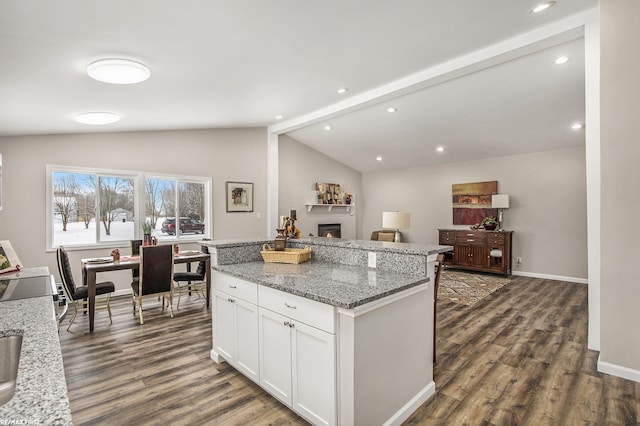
[[226, 181, 253, 212]]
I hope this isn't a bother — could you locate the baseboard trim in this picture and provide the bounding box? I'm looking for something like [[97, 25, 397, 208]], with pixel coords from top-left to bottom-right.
[[383, 381, 436, 426], [511, 270, 587, 284], [598, 356, 640, 383]]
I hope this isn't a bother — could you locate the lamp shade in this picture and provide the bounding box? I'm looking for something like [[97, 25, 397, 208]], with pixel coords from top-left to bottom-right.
[[382, 211, 411, 229], [491, 194, 510, 209]]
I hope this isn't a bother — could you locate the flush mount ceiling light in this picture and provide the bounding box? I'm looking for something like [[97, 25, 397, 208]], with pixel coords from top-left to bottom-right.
[[571, 122, 584, 130], [387, 107, 397, 113], [530, 1, 556, 13], [87, 58, 150, 84], [324, 125, 332, 131], [554, 56, 570, 65], [75, 112, 121, 125], [436, 146, 445, 153], [336, 88, 348, 94], [376, 156, 383, 162], [275, 115, 283, 119]]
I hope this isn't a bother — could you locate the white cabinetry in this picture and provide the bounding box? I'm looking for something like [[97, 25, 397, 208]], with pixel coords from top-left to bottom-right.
[[258, 286, 336, 426], [211, 272, 259, 383]]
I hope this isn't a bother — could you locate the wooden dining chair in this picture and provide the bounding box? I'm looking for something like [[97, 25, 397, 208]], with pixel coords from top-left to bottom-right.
[[56, 246, 115, 331], [433, 253, 445, 364], [173, 245, 209, 308], [131, 244, 174, 325], [130, 239, 143, 281]]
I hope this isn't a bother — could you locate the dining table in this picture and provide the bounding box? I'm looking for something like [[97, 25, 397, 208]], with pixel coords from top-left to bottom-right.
[[82, 250, 211, 332]]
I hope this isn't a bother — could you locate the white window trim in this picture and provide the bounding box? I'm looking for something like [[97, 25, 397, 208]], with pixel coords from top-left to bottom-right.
[[46, 165, 212, 252]]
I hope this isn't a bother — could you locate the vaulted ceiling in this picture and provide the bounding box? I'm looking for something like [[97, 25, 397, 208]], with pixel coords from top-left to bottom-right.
[[0, 1, 597, 171]]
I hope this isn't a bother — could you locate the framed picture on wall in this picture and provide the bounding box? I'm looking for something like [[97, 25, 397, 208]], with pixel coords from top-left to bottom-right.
[[226, 181, 253, 212]]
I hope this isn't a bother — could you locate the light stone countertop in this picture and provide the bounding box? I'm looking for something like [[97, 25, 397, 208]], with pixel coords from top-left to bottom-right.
[[214, 259, 430, 309], [0, 293, 72, 424]]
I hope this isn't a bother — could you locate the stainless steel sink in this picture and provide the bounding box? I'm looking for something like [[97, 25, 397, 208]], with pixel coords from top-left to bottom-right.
[[0, 330, 23, 406]]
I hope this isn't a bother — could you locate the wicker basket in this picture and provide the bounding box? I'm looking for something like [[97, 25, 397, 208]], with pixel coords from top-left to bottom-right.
[[261, 244, 311, 264]]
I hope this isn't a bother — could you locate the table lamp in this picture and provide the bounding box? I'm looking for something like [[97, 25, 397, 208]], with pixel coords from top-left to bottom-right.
[[491, 194, 510, 231], [382, 211, 411, 242]]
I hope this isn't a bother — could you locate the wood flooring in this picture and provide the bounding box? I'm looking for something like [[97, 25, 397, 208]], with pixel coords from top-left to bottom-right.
[[58, 276, 640, 425]]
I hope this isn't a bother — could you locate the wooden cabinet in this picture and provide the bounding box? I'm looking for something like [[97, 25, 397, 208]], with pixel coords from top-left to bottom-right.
[[439, 229, 513, 277]]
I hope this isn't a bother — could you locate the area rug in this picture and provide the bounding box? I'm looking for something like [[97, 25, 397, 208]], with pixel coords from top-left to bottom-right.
[[437, 269, 512, 306]]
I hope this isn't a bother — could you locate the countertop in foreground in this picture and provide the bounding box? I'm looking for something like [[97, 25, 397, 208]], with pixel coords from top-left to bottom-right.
[[214, 259, 430, 309], [0, 296, 72, 425]]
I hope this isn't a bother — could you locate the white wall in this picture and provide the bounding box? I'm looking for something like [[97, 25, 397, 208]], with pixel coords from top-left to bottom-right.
[[278, 135, 362, 240], [361, 147, 588, 281], [0, 128, 268, 291], [599, 0, 640, 379]]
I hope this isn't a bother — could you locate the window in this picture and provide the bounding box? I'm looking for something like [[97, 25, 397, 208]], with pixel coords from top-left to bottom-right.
[[145, 177, 207, 242], [47, 165, 211, 250]]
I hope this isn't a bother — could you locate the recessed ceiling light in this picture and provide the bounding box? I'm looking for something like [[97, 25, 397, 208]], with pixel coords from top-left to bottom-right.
[[554, 56, 570, 65], [376, 156, 383, 162], [336, 88, 348, 94], [75, 112, 121, 125], [387, 107, 397, 113], [275, 115, 283, 119], [530, 1, 556, 13], [571, 123, 584, 130], [87, 58, 150, 84], [324, 125, 332, 131], [436, 146, 445, 153]]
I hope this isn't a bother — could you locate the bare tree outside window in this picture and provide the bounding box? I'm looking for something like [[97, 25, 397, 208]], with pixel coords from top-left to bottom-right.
[[77, 192, 95, 229], [146, 178, 174, 230], [99, 176, 134, 237], [53, 174, 81, 232], [180, 182, 205, 220]]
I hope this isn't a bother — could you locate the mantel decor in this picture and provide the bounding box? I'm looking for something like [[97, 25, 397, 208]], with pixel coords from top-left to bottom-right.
[[226, 181, 253, 212], [316, 182, 342, 205]]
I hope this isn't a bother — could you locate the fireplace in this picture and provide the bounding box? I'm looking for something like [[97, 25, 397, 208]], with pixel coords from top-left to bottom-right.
[[318, 223, 341, 238]]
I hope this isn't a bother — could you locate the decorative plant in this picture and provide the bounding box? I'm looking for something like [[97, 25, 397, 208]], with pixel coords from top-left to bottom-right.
[[142, 220, 153, 235], [482, 216, 498, 229]]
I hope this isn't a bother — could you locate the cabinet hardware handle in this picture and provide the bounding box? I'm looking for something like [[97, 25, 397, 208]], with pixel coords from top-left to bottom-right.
[[284, 321, 290, 326], [467, 239, 474, 242], [284, 302, 297, 309], [289, 322, 295, 328], [229, 285, 237, 289], [227, 298, 235, 303]]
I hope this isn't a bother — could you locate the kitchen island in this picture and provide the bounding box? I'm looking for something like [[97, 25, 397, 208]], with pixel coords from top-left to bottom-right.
[[205, 238, 451, 426]]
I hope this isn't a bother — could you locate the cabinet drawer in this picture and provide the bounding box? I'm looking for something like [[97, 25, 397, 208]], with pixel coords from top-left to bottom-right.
[[439, 230, 456, 238], [439, 235, 456, 244], [212, 271, 258, 304], [455, 234, 486, 244], [485, 232, 504, 242], [259, 285, 335, 334]]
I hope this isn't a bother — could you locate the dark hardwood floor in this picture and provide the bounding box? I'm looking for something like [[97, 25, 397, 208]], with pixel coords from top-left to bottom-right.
[[59, 276, 640, 425]]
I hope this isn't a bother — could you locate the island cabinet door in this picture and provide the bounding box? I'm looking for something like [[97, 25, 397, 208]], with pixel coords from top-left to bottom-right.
[[292, 321, 336, 426], [259, 307, 293, 406], [213, 290, 236, 362], [212, 290, 259, 383], [234, 298, 259, 382]]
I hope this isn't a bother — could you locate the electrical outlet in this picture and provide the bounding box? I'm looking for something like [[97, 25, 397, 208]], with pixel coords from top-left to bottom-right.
[[516, 257, 522, 264], [256, 212, 261, 219], [368, 252, 377, 268]]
